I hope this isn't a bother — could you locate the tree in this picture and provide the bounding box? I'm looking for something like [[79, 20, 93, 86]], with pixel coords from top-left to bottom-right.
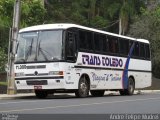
[[0, 47, 7, 72], [128, 5, 160, 78], [102, 0, 144, 35], [0, 0, 46, 72], [20, 0, 46, 27], [0, 0, 14, 27], [44, 0, 109, 28]]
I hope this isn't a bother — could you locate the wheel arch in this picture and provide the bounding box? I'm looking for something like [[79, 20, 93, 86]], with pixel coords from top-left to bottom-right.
[[79, 73, 90, 89], [129, 75, 135, 84]]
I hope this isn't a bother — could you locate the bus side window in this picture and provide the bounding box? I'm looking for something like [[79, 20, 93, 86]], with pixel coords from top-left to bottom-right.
[[108, 36, 119, 54], [102, 35, 108, 53], [145, 44, 150, 60], [132, 42, 140, 57], [119, 38, 129, 56], [79, 30, 93, 51], [66, 31, 76, 61], [86, 31, 93, 51], [79, 30, 86, 49], [94, 33, 102, 52], [140, 43, 145, 59]]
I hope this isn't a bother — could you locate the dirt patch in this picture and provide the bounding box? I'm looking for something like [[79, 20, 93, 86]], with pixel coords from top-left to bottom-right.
[[0, 85, 7, 94], [0, 72, 7, 82], [143, 77, 160, 90]]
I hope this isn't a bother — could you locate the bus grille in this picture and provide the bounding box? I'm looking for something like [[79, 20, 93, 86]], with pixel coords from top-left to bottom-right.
[[26, 80, 48, 85]]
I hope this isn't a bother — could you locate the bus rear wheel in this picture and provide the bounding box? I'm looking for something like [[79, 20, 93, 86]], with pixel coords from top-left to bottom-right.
[[35, 90, 48, 99], [75, 76, 89, 98], [90, 90, 105, 97], [119, 77, 135, 96]]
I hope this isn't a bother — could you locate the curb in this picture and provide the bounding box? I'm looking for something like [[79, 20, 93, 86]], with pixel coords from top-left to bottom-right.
[[135, 90, 160, 94], [0, 90, 160, 100], [0, 93, 35, 100]]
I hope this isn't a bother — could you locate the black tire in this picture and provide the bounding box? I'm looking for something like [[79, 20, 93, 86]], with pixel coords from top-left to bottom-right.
[[90, 90, 105, 97], [119, 77, 135, 96], [35, 90, 48, 99], [119, 90, 126, 95], [75, 76, 89, 98], [127, 77, 135, 95]]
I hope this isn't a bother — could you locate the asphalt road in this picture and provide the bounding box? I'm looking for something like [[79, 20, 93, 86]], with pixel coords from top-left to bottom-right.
[[0, 92, 160, 114]]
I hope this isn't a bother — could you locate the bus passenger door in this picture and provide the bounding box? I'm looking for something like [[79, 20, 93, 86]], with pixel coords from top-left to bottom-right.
[[65, 30, 78, 88]]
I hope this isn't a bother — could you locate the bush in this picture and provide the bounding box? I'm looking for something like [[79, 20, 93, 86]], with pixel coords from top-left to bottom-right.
[[0, 47, 7, 72]]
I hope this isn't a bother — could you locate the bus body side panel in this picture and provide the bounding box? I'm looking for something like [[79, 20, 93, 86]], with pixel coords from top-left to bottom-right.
[[75, 52, 127, 90], [75, 52, 152, 90], [61, 63, 80, 90], [128, 59, 152, 88]]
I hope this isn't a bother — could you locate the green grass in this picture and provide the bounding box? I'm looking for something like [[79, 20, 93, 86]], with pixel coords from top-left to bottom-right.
[[0, 82, 7, 86]]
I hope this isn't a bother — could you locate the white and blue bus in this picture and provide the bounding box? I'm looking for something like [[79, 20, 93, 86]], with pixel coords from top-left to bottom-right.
[[15, 24, 151, 98]]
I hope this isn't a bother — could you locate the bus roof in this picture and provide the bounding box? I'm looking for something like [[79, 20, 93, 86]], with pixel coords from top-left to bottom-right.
[[19, 23, 149, 44]]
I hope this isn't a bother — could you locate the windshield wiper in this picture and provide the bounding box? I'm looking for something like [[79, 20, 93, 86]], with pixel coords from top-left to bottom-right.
[[37, 41, 49, 61]]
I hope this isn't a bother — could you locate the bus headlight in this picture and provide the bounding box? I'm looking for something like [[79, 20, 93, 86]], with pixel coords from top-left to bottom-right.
[[15, 72, 24, 77], [49, 71, 63, 75]]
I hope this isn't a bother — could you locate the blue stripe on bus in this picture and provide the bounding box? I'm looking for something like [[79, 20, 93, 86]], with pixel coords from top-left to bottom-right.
[[122, 43, 135, 89]]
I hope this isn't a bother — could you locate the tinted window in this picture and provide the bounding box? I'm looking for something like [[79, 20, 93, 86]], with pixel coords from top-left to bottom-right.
[[129, 40, 134, 49], [79, 30, 86, 49], [119, 38, 129, 55], [102, 35, 108, 53], [145, 44, 150, 59], [66, 31, 76, 61], [140, 43, 145, 58], [108, 36, 119, 54], [79, 30, 93, 51], [94, 33, 101, 51], [133, 42, 139, 57], [94, 33, 105, 52]]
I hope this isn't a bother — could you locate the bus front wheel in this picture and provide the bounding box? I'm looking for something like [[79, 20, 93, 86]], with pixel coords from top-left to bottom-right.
[[75, 76, 89, 98]]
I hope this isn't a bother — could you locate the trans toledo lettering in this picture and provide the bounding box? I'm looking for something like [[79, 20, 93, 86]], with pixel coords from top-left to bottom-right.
[[82, 54, 123, 67]]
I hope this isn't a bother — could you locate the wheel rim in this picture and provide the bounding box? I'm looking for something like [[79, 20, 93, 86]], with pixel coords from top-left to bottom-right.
[[79, 80, 88, 96], [129, 79, 134, 93]]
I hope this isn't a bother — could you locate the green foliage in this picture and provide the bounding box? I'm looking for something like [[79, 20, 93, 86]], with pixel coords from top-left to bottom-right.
[[0, 47, 7, 72], [0, 82, 7, 86], [21, 0, 46, 27], [90, 16, 109, 28], [0, 27, 10, 53], [0, 0, 14, 27], [44, 0, 111, 29], [0, 0, 46, 28], [129, 5, 160, 78], [0, 0, 46, 72], [0, 0, 147, 72], [106, 2, 121, 19]]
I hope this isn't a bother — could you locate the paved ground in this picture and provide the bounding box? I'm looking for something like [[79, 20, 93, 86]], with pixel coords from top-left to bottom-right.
[[0, 90, 160, 99], [0, 91, 160, 114]]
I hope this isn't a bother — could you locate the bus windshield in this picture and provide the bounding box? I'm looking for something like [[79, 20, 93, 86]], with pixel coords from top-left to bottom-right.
[[16, 30, 63, 63]]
